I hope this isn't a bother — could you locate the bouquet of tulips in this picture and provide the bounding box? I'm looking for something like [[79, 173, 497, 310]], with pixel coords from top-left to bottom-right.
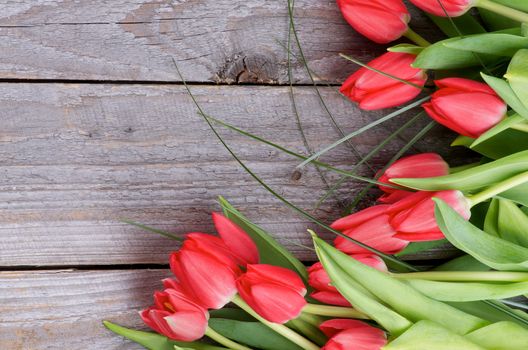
[[105, 0, 528, 349]]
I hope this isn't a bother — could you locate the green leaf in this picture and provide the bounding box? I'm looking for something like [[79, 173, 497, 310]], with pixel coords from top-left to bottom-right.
[[485, 198, 528, 246], [481, 73, 528, 120], [312, 233, 413, 335], [448, 300, 528, 326], [217, 196, 308, 283], [497, 182, 528, 206], [384, 321, 486, 350], [312, 234, 488, 335], [392, 150, 528, 191], [407, 279, 528, 302], [413, 37, 499, 70], [505, 49, 528, 108], [208, 319, 303, 350], [209, 308, 254, 322], [435, 199, 528, 271], [395, 239, 448, 257], [471, 114, 527, 149], [103, 321, 226, 350], [444, 33, 528, 56], [388, 44, 424, 55], [466, 321, 528, 350], [428, 12, 487, 37], [470, 129, 528, 159], [434, 255, 491, 272], [479, 10, 519, 31]]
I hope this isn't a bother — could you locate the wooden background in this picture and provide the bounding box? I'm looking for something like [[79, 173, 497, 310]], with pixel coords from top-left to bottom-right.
[[0, 1, 461, 349]]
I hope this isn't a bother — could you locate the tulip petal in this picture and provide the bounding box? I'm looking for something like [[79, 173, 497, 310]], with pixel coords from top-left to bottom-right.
[[246, 283, 307, 323], [331, 205, 390, 231], [311, 291, 352, 307], [245, 264, 306, 294], [320, 319, 380, 338], [164, 311, 208, 342], [212, 212, 260, 265]]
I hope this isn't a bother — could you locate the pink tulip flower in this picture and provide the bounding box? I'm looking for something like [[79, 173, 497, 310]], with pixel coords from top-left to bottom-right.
[[140, 288, 209, 341], [236, 264, 307, 324], [377, 153, 449, 203], [337, 0, 410, 43], [332, 205, 409, 254], [212, 212, 259, 265], [409, 0, 474, 17], [423, 78, 506, 138], [170, 234, 241, 309], [340, 52, 427, 110], [320, 319, 387, 350]]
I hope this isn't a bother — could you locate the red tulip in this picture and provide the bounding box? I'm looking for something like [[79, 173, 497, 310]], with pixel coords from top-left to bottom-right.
[[320, 319, 387, 350], [423, 78, 506, 138], [170, 233, 241, 309], [409, 0, 474, 17], [236, 264, 307, 323], [337, 0, 410, 44], [331, 205, 409, 254], [308, 255, 387, 306], [377, 153, 449, 203], [212, 212, 259, 265], [140, 288, 209, 341], [340, 52, 427, 110], [388, 190, 471, 241]]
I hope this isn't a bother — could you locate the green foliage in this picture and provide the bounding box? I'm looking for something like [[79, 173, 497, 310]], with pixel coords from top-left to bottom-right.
[[312, 234, 488, 336], [506, 49, 528, 107], [444, 33, 528, 56], [103, 321, 226, 350], [428, 12, 487, 37], [484, 198, 528, 246], [435, 199, 528, 271], [208, 319, 303, 350]]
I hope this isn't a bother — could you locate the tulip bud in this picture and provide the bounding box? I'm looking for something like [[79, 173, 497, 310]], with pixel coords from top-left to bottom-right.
[[337, 0, 410, 44], [340, 52, 427, 110], [409, 0, 474, 17], [308, 255, 387, 306], [377, 153, 449, 203], [320, 319, 387, 350], [423, 78, 507, 138], [212, 212, 259, 265], [236, 264, 307, 324], [170, 234, 241, 309], [140, 288, 209, 341], [331, 205, 409, 254], [388, 190, 471, 241]]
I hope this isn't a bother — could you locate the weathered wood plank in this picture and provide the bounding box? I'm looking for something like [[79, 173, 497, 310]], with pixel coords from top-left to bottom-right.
[[0, 269, 171, 350], [0, 0, 437, 83], [0, 83, 460, 266]]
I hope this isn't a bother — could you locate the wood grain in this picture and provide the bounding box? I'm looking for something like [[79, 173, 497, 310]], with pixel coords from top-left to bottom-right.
[[0, 83, 461, 266], [0, 269, 171, 350], [0, 0, 438, 83]]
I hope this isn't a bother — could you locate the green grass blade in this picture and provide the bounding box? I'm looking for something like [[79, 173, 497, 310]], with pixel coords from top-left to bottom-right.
[[297, 97, 431, 169], [122, 219, 183, 241]]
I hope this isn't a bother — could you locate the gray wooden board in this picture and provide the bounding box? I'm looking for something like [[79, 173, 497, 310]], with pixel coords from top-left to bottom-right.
[[0, 83, 461, 266], [0, 269, 171, 350], [0, 0, 438, 83]]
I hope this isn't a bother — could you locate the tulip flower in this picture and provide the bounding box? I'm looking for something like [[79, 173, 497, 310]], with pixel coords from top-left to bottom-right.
[[236, 264, 307, 323], [212, 212, 259, 265], [140, 288, 209, 341], [423, 78, 507, 138], [377, 153, 449, 203], [336, 0, 410, 44], [170, 233, 241, 309], [388, 190, 471, 241], [320, 319, 387, 350], [308, 255, 387, 306], [340, 52, 427, 110], [409, 0, 474, 17], [331, 205, 409, 254]]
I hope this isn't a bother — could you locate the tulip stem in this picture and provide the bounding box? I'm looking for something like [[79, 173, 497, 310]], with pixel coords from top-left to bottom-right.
[[231, 295, 320, 350], [287, 318, 328, 346], [302, 303, 368, 319], [403, 28, 431, 47], [468, 170, 528, 206], [205, 327, 252, 350], [393, 271, 528, 282], [476, 0, 528, 23]]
